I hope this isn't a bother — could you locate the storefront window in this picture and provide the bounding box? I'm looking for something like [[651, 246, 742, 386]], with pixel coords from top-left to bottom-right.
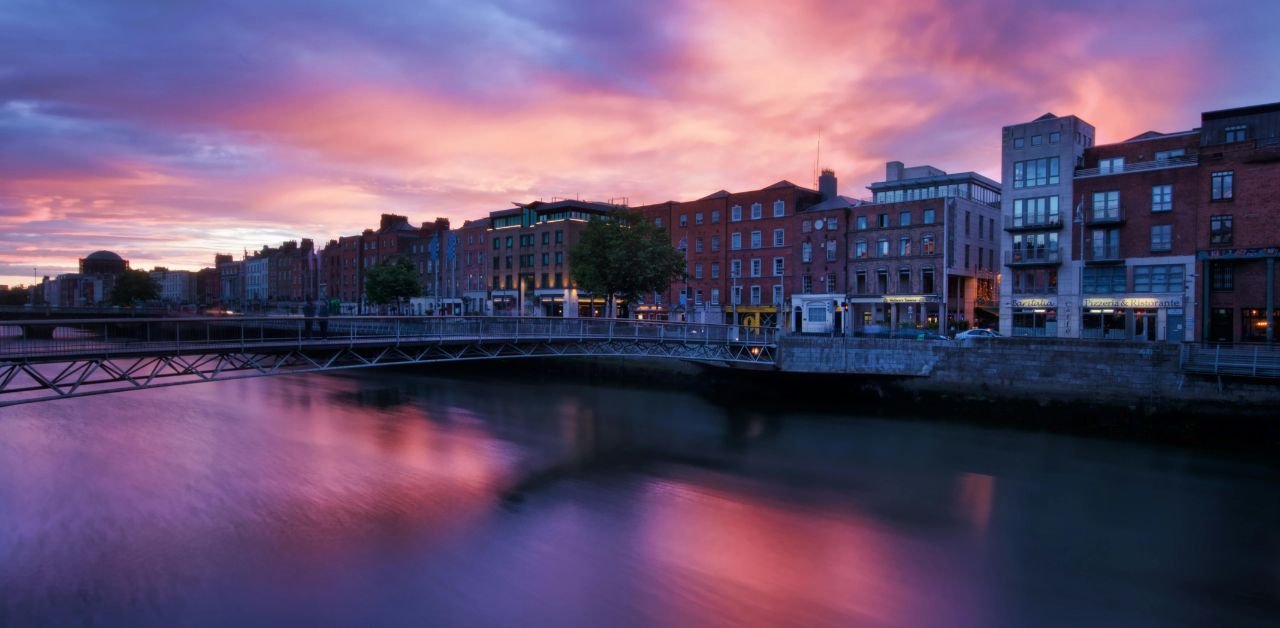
[[1013, 309, 1056, 337], [1083, 310, 1128, 340]]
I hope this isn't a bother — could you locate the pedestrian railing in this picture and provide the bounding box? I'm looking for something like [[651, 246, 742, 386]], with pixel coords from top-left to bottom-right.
[[0, 315, 776, 362], [1180, 343, 1280, 378]]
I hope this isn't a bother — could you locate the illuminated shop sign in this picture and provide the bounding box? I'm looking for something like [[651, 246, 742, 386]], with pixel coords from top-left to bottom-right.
[[1011, 298, 1055, 308], [1083, 297, 1182, 309]]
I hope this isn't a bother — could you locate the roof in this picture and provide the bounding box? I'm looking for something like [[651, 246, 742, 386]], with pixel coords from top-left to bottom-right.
[[805, 195, 867, 212], [698, 190, 730, 200], [1202, 101, 1280, 121], [85, 250, 123, 261], [1034, 112, 1057, 121]]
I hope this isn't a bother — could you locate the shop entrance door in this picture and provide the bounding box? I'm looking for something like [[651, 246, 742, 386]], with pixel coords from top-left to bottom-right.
[[1166, 308, 1184, 343], [1133, 310, 1157, 341]]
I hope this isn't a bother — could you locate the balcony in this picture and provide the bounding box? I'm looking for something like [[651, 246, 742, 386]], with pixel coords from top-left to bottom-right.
[[1004, 249, 1062, 267], [1004, 215, 1064, 232], [1086, 206, 1125, 226], [1074, 154, 1198, 178], [1085, 245, 1123, 265]]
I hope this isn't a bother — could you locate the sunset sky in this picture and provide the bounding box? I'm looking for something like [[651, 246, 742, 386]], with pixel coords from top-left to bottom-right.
[[2, 0, 1278, 288]]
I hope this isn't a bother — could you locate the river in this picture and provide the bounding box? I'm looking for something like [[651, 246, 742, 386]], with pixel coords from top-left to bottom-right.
[[1, 367, 1276, 627]]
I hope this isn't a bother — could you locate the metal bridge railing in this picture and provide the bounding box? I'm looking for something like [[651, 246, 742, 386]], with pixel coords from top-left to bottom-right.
[[1180, 343, 1280, 378], [0, 316, 776, 362]]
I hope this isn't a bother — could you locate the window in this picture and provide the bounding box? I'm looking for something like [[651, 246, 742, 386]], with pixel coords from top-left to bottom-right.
[[730, 205, 742, 222], [1083, 267, 1126, 294], [1012, 196, 1060, 227], [555, 230, 564, 243], [876, 270, 889, 294], [802, 220, 812, 233], [1049, 131, 1061, 144], [772, 285, 783, 305], [541, 252, 550, 265], [921, 268, 935, 293], [542, 232, 550, 245], [679, 214, 688, 227], [896, 268, 910, 294], [1155, 148, 1185, 161], [802, 275, 813, 294], [1210, 215, 1233, 245], [1013, 137, 1025, 149], [856, 216, 868, 230], [654, 217, 662, 227], [731, 233, 742, 250], [750, 203, 762, 220], [854, 240, 867, 259], [878, 213, 890, 228], [711, 210, 721, 224], [750, 258, 762, 277], [1098, 157, 1124, 174], [694, 289, 703, 306], [505, 236, 514, 249], [899, 211, 911, 227], [694, 263, 703, 280], [855, 271, 867, 294], [1211, 265, 1233, 291], [710, 288, 720, 305], [555, 251, 563, 265], [1211, 171, 1234, 201], [695, 212, 704, 225], [964, 244, 970, 269], [732, 285, 742, 304], [711, 262, 720, 279], [1152, 185, 1173, 212], [772, 200, 785, 217], [730, 259, 742, 278], [711, 236, 720, 251], [922, 234, 935, 255], [773, 228, 785, 247], [826, 241, 837, 261], [1031, 134, 1042, 146], [1150, 225, 1172, 252], [750, 230, 762, 249], [493, 238, 501, 251], [898, 237, 911, 256], [965, 211, 971, 236], [1224, 125, 1247, 143], [749, 285, 761, 305], [1133, 265, 1183, 293], [1013, 157, 1060, 188], [1092, 191, 1120, 221], [827, 218, 837, 231], [773, 257, 784, 276], [802, 242, 813, 262], [877, 239, 890, 257], [695, 238, 704, 253], [923, 208, 936, 224]]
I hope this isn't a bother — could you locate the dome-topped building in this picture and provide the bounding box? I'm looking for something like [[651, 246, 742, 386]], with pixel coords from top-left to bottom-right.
[[80, 250, 129, 275]]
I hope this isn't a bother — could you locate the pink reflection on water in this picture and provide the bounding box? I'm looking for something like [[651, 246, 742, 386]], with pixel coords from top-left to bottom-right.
[[955, 472, 996, 534]]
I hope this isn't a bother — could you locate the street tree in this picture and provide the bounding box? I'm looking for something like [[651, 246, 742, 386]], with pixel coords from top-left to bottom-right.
[[109, 269, 160, 306], [569, 210, 686, 317], [364, 257, 421, 310]]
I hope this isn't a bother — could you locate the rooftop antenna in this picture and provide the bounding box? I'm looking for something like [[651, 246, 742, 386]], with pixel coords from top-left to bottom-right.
[[814, 130, 821, 187]]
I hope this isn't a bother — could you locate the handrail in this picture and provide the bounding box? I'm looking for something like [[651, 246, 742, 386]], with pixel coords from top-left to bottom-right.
[[1074, 155, 1198, 178], [0, 315, 777, 362]]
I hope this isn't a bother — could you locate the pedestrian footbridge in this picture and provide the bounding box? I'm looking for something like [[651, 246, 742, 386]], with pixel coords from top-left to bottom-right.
[[0, 316, 777, 407]]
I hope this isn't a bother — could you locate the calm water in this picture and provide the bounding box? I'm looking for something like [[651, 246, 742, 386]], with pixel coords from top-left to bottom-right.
[[0, 369, 1276, 627]]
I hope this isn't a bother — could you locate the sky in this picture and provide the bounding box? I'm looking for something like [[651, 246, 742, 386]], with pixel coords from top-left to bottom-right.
[[2, 0, 1279, 288]]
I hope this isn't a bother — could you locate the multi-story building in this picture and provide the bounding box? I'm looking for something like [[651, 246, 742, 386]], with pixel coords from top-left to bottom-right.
[[1196, 102, 1280, 343], [999, 113, 1096, 337], [149, 267, 196, 305], [244, 255, 269, 305], [456, 219, 491, 314], [853, 162, 1003, 333], [1001, 101, 1280, 343], [484, 199, 624, 316], [637, 179, 827, 328], [1072, 129, 1200, 341], [217, 255, 244, 308], [320, 214, 447, 313]]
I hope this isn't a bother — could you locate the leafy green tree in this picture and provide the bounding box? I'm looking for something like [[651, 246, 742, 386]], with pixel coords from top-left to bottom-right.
[[569, 210, 687, 317], [364, 257, 422, 308], [109, 269, 160, 306]]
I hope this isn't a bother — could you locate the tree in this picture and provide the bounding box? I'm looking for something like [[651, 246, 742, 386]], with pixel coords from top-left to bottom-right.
[[364, 257, 421, 309], [569, 210, 687, 317], [109, 269, 160, 306]]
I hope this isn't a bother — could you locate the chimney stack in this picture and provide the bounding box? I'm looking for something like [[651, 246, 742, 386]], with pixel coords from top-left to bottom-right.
[[819, 169, 837, 201]]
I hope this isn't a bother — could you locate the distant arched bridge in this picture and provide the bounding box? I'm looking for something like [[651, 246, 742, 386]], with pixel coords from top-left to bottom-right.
[[0, 316, 777, 407]]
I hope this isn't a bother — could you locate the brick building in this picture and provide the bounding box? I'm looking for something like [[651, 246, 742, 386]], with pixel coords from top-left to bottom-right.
[[319, 214, 448, 313], [456, 219, 491, 314], [1196, 102, 1280, 343], [854, 162, 1003, 333]]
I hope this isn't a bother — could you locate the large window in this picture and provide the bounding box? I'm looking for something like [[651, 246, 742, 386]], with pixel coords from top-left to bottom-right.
[[1012, 232, 1058, 258], [749, 285, 761, 305], [731, 233, 742, 250], [854, 240, 868, 259], [899, 211, 911, 227], [772, 257, 784, 276], [1098, 157, 1124, 174], [772, 200, 785, 217], [1211, 171, 1234, 201], [711, 210, 720, 224], [731, 205, 742, 222], [1150, 225, 1172, 252], [1091, 191, 1120, 221], [1210, 215, 1233, 245], [750, 203, 762, 220], [923, 208, 936, 224], [1133, 265, 1183, 293], [898, 237, 911, 256], [856, 216, 868, 230], [750, 258, 762, 277], [1012, 157, 1060, 188], [921, 268, 935, 294], [826, 240, 837, 261], [1224, 125, 1247, 143], [1013, 268, 1058, 294], [1092, 228, 1120, 260], [773, 228, 785, 247], [898, 269, 912, 294], [877, 239, 890, 257], [1151, 185, 1172, 212], [802, 242, 813, 262], [1082, 267, 1126, 294], [750, 230, 762, 249], [1012, 196, 1060, 227], [922, 234, 935, 255]]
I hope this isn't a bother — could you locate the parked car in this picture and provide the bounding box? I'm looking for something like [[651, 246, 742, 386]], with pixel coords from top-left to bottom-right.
[[953, 328, 1001, 340], [888, 328, 950, 341]]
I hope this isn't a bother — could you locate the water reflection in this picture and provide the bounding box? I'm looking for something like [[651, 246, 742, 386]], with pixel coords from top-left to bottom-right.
[[0, 369, 1276, 627]]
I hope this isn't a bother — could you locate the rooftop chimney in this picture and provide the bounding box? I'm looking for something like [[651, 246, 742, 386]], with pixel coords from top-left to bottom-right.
[[819, 169, 837, 201]]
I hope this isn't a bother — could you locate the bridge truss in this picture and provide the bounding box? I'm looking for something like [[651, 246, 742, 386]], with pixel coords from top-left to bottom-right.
[[0, 316, 777, 407]]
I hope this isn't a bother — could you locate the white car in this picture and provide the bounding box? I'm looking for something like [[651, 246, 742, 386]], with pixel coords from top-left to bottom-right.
[[953, 328, 1001, 340]]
